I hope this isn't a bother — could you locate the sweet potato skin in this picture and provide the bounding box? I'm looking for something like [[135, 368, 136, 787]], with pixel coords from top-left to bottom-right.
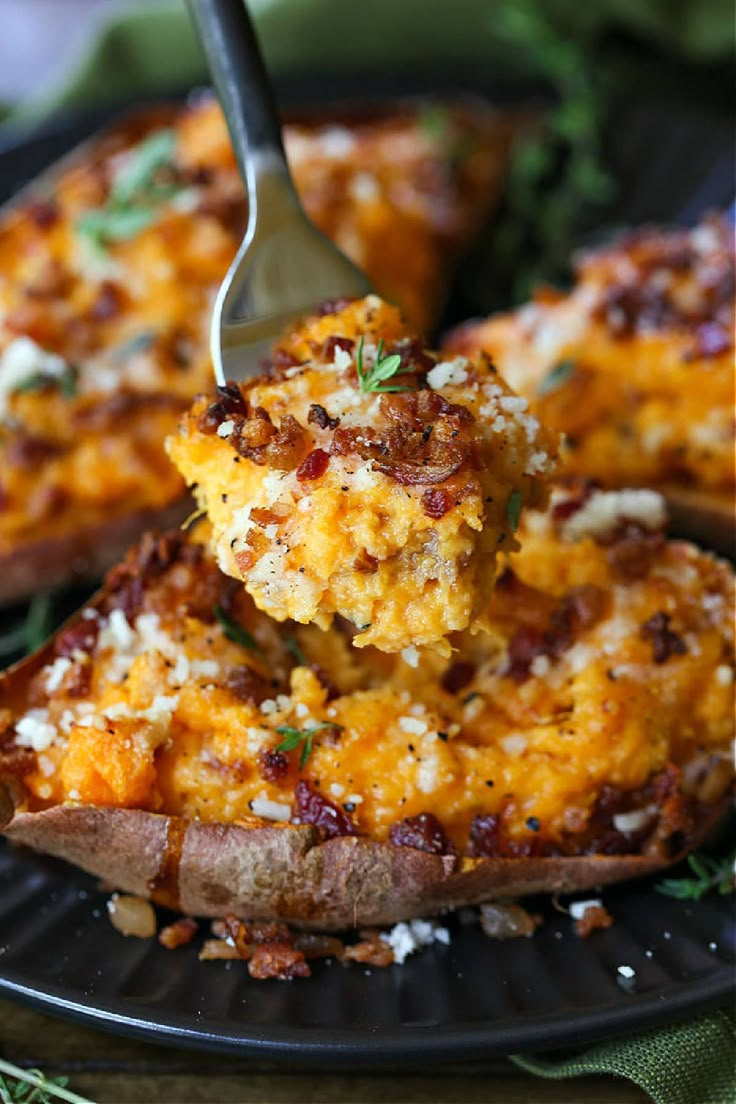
[[0, 500, 192, 607], [662, 487, 735, 558], [3, 801, 727, 930]]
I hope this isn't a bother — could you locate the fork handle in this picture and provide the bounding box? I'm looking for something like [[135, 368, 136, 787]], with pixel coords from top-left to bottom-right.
[[186, 0, 295, 202]]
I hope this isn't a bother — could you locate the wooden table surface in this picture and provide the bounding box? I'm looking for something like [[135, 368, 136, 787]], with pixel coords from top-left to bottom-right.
[[1, 998, 649, 1103]]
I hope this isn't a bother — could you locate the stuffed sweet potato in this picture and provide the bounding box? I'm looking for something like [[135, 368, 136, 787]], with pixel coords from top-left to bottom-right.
[[0, 95, 512, 604], [442, 218, 735, 552], [1, 485, 732, 929], [166, 296, 557, 653]]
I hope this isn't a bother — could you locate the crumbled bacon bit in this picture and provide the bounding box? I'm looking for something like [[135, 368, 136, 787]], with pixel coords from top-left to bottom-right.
[[26, 197, 60, 229], [317, 297, 354, 316], [468, 813, 501, 857], [197, 383, 249, 433], [87, 280, 123, 321], [685, 321, 732, 360], [296, 447, 330, 482], [640, 611, 687, 664], [232, 410, 309, 471], [198, 938, 239, 961], [322, 335, 354, 361], [441, 660, 475, 695], [247, 942, 311, 980], [293, 932, 345, 959], [607, 527, 665, 581], [340, 933, 394, 967], [225, 665, 272, 706], [308, 403, 340, 430], [62, 661, 92, 699], [480, 902, 539, 939], [5, 434, 64, 469], [574, 904, 613, 939], [389, 812, 453, 855], [421, 488, 454, 519], [158, 917, 198, 950], [257, 747, 289, 783], [331, 391, 474, 486], [293, 779, 357, 838], [550, 481, 597, 526], [55, 617, 100, 658], [506, 582, 608, 682]]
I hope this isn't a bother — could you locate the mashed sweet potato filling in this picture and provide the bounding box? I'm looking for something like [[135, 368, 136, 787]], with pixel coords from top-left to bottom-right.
[[443, 218, 733, 497], [7, 487, 733, 857], [167, 297, 557, 653]]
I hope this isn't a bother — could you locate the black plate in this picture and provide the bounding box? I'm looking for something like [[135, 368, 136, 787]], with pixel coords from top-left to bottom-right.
[[0, 843, 733, 1064], [0, 78, 733, 1062]]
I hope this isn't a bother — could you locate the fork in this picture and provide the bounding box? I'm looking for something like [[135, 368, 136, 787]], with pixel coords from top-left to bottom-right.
[[186, 0, 372, 384]]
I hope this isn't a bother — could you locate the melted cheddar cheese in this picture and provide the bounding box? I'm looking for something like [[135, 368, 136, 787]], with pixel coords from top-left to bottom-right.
[[5, 487, 733, 854], [167, 298, 557, 652], [443, 219, 734, 497]]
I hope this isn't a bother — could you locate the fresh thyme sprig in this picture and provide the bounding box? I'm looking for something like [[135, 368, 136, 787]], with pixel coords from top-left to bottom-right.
[[0, 593, 54, 660], [0, 1059, 91, 1104], [276, 721, 343, 770], [656, 850, 735, 901], [13, 365, 78, 400], [77, 128, 186, 250], [537, 358, 576, 397], [355, 336, 410, 394], [506, 489, 523, 533], [213, 604, 261, 654]]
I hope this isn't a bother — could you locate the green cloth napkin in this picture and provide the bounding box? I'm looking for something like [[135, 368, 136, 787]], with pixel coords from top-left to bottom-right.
[[3, 4, 734, 1102], [511, 1009, 736, 1104]]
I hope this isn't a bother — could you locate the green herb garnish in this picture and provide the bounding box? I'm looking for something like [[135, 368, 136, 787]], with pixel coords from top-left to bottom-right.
[[213, 604, 261, 653], [417, 103, 450, 142], [77, 128, 182, 249], [111, 330, 157, 362], [506, 489, 523, 533], [656, 850, 735, 901], [284, 632, 307, 667], [0, 1058, 91, 1104], [0, 593, 55, 659], [355, 336, 410, 394], [14, 365, 77, 400], [538, 358, 576, 396], [276, 721, 343, 770]]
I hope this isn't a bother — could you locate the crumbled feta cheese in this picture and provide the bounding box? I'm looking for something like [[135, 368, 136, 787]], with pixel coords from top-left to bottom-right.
[[617, 964, 636, 979], [333, 345, 353, 371], [0, 337, 69, 419], [14, 709, 58, 752], [401, 646, 420, 669], [350, 172, 380, 204], [612, 807, 655, 833], [427, 357, 469, 390], [319, 126, 356, 159], [500, 733, 527, 757], [529, 654, 550, 678], [716, 665, 733, 686], [399, 716, 428, 736], [562, 489, 666, 544], [251, 796, 292, 821], [43, 656, 72, 693], [217, 420, 235, 438], [98, 608, 135, 651], [380, 918, 451, 964], [569, 898, 603, 920], [329, 783, 345, 799]]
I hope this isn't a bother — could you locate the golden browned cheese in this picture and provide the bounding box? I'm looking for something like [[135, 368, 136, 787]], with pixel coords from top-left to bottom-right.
[[167, 297, 557, 652], [443, 219, 734, 499], [5, 485, 733, 856], [0, 96, 509, 569]]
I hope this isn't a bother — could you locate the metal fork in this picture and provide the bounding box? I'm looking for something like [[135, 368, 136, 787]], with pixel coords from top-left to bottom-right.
[[187, 0, 372, 384]]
